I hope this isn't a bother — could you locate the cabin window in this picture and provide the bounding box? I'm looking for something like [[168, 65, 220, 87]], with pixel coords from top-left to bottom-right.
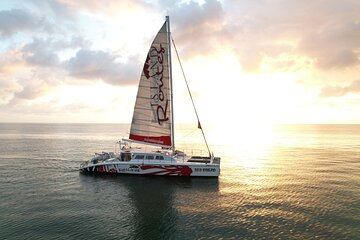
[[134, 155, 144, 159], [120, 152, 132, 161], [146, 155, 154, 160], [155, 155, 164, 160]]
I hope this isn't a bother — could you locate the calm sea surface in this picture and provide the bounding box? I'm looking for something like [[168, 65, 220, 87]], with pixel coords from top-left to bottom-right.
[[0, 123, 359, 239]]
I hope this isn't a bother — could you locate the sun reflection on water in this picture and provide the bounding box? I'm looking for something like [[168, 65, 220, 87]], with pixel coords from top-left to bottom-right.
[[205, 123, 281, 196]]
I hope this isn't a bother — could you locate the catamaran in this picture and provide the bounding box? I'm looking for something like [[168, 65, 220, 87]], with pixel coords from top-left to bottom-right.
[[79, 16, 220, 177]]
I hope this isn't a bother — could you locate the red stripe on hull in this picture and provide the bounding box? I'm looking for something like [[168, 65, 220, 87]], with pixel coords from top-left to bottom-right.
[[140, 165, 192, 176], [129, 134, 172, 146]]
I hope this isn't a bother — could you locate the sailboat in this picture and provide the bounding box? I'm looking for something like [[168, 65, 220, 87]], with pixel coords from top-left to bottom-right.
[[79, 16, 220, 177]]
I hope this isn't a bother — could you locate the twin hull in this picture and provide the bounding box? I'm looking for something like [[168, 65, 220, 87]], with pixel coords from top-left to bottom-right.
[[80, 161, 220, 177]]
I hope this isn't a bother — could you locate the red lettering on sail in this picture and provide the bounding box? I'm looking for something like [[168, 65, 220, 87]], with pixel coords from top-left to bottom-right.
[[156, 100, 168, 124], [143, 55, 151, 79], [145, 44, 169, 126]]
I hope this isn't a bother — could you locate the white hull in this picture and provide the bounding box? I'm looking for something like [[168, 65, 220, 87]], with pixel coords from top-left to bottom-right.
[[80, 160, 220, 177]]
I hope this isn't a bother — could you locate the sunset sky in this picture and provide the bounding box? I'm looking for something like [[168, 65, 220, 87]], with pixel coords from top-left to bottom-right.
[[1, 0, 360, 124]]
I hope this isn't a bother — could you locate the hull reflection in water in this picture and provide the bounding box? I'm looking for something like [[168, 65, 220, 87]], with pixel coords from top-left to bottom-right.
[[79, 173, 219, 239]]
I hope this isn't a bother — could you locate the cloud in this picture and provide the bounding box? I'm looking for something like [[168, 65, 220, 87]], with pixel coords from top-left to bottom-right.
[[14, 70, 63, 100], [0, 77, 21, 105], [161, 0, 360, 72], [1, 35, 137, 108], [43, 0, 77, 20], [64, 49, 141, 85], [226, 0, 360, 71], [319, 80, 360, 98], [22, 39, 60, 67], [0, 49, 23, 73], [0, 35, 90, 106], [0, 8, 45, 37], [22, 36, 89, 67], [21, 39, 141, 86], [0, 1, 89, 39], [169, 0, 225, 58], [0, 3, 156, 92], [53, 0, 150, 17], [0, 70, 60, 109], [298, 21, 360, 69]]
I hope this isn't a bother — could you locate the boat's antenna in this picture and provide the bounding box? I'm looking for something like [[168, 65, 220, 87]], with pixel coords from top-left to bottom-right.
[[171, 37, 212, 157], [166, 16, 175, 152]]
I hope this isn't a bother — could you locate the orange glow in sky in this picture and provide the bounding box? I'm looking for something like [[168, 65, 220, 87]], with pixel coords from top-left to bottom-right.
[[1, 0, 360, 124]]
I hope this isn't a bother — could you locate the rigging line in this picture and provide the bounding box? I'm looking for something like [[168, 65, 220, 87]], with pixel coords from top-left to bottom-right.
[[171, 37, 212, 157], [176, 128, 199, 143]]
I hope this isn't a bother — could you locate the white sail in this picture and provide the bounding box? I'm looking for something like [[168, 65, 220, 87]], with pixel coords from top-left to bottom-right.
[[129, 19, 172, 147]]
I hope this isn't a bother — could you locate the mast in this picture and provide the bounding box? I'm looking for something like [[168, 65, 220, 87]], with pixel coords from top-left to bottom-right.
[[166, 16, 175, 151]]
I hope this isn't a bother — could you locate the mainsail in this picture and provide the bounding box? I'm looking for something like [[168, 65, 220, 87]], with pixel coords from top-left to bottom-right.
[[129, 19, 173, 147]]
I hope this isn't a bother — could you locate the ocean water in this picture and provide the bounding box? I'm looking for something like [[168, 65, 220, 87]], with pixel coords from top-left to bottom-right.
[[0, 123, 359, 239]]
